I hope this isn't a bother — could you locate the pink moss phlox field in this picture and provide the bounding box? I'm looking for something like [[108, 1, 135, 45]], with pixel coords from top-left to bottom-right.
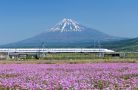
[[0, 63, 138, 90]]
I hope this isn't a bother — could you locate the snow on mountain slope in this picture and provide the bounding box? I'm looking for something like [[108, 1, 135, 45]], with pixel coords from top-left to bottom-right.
[[49, 18, 84, 32]]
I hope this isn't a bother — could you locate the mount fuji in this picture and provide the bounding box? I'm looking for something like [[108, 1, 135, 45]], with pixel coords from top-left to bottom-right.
[[1, 18, 123, 48]]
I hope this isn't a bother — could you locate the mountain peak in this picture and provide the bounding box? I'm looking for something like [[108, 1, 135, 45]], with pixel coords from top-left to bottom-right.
[[62, 18, 78, 24], [49, 18, 84, 32]]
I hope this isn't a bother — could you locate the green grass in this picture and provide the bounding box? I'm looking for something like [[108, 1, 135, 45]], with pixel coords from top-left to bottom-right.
[[44, 53, 97, 60]]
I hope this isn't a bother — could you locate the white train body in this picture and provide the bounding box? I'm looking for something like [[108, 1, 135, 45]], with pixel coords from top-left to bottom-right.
[[0, 48, 114, 53]]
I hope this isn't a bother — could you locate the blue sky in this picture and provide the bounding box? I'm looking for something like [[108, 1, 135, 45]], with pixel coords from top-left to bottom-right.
[[0, 0, 138, 44]]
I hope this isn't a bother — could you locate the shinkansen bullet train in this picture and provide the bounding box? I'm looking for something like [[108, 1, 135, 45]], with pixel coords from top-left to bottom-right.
[[0, 48, 114, 53]]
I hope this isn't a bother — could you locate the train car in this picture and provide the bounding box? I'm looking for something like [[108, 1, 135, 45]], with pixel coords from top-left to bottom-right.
[[0, 48, 114, 53]]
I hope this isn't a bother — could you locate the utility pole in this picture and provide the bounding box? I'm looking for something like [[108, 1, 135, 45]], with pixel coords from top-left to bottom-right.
[[41, 42, 46, 58], [7, 49, 10, 60], [41, 42, 45, 48], [98, 40, 101, 49], [93, 40, 95, 48], [98, 40, 103, 57]]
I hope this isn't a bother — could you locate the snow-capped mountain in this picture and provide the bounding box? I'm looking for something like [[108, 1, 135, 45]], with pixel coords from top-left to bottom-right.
[[49, 18, 84, 32], [1, 18, 123, 48]]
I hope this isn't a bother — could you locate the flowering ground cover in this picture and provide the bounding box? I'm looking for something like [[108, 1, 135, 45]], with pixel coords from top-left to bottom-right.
[[0, 63, 138, 90]]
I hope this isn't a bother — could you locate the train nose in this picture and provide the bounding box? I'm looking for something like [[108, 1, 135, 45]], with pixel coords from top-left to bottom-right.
[[108, 50, 115, 53]]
